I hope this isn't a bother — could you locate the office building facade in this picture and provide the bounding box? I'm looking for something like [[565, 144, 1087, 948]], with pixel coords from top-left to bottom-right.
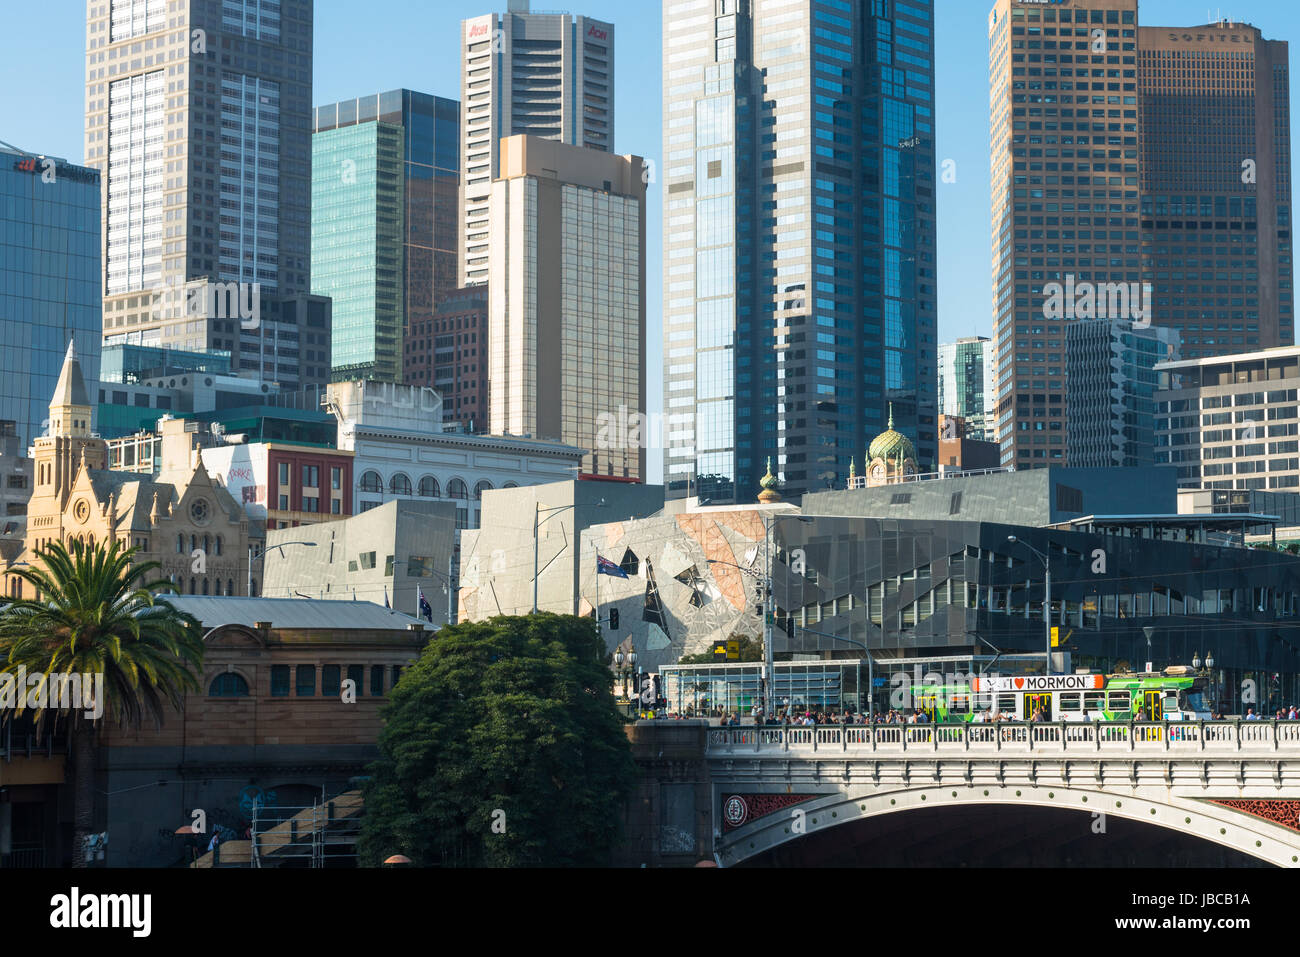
[[311, 120, 406, 382], [460, 1, 615, 286], [989, 4, 1292, 468], [0, 147, 103, 447], [988, 0, 1142, 469], [663, 0, 938, 505], [1139, 21, 1292, 359], [87, 0, 331, 388], [403, 286, 488, 432], [313, 90, 461, 384], [1066, 318, 1180, 468], [938, 337, 996, 441], [1155, 345, 1300, 492], [488, 136, 646, 481]]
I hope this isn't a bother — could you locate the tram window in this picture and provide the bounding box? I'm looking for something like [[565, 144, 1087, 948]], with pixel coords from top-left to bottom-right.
[[1060, 692, 1081, 711], [952, 695, 970, 713], [998, 694, 1017, 712], [1107, 691, 1131, 712], [1084, 691, 1106, 711]]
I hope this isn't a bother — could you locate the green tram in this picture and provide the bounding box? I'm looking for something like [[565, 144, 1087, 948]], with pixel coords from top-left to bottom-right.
[[910, 668, 1212, 723]]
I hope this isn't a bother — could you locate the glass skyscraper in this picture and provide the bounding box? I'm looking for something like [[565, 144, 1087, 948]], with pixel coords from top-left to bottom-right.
[[662, 0, 937, 505], [937, 337, 996, 441], [0, 147, 103, 446], [314, 90, 461, 384]]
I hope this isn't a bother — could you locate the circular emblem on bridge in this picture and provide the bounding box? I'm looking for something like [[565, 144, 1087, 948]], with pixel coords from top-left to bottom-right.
[[723, 795, 749, 828]]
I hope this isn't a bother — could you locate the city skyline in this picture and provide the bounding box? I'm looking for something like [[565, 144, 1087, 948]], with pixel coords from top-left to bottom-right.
[[4, 1, 1300, 474]]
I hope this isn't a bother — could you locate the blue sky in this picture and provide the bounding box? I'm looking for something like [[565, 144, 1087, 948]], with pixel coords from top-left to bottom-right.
[[3, 0, 1297, 411]]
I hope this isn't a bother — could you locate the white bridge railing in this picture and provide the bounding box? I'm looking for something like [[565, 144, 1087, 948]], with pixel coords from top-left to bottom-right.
[[707, 721, 1300, 755]]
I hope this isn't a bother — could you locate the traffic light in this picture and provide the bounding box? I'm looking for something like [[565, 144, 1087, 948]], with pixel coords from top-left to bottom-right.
[[608, 608, 619, 631]]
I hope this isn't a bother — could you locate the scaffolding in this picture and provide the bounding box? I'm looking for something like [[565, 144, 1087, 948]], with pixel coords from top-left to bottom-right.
[[190, 790, 364, 868]]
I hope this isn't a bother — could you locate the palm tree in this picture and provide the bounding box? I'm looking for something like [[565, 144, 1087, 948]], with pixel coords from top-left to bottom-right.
[[0, 538, 203, 867]]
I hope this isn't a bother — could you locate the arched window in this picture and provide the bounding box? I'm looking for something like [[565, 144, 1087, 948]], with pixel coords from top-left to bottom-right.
[[203, 535, 211, 555], [504, 482, 519, 490], [189, 577, 197, 595], [474, 480, 493, 501], [190, 535, 198, 553], [448, 479, 469, 500], [208, 673, 250, 697], [359, 471, 383, 493], [215, 536, 223, 557], [390, 473, 412, 496], [418, 476, 440, 498], [202, 579, 210, 596], [177, 534, 184, 554], [228, 579, 235, 597]]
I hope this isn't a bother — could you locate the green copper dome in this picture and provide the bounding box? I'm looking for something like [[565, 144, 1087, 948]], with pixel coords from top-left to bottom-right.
[[868, 406, 917, 463]]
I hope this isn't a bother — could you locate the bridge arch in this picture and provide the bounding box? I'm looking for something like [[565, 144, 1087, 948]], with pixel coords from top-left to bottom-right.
[[718, 784, 1299, 868]]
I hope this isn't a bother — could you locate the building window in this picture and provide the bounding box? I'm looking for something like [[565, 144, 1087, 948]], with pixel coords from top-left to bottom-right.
[[209, 672, 249, 697], [279, 495, 290, 511], [391, 665, 403, 688], [474, 480, 493, 500], [332, 467, 342, 491], [359, 471, 383, 493], [418, 476, 440, 498], [347, 665, 364, 697], [370, 665, 384, 696], [295, 665, 316, 697], [331, 498, 342, 515], [303, 497, 320, 514], [271, 665, 290, 697], [303, 465, 320, 488], [390, 474, 412, 496], [322, 665, 341, 696], [448, 479, 468, 500]]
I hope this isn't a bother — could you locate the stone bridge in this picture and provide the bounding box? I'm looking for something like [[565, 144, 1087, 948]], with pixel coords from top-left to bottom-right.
[[704, 722, 1300, 867]]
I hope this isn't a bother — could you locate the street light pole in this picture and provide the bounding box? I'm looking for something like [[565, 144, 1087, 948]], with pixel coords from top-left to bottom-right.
[[1008, 535, 1052, 676], [254, 540, 319, 598]]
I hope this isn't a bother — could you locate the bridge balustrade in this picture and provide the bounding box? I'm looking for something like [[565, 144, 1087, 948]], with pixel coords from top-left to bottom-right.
[[706, 721, 1300, 754]]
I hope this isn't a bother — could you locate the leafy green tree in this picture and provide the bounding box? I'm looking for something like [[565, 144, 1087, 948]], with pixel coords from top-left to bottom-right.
[[678, 632, 764, 664], [358, 613, 636, 867], [0, 539, 203, 867]]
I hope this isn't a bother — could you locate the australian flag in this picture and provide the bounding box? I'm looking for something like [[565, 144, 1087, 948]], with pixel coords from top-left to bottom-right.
[[597, 555, 629, 579], [418, 587, 434, 624]]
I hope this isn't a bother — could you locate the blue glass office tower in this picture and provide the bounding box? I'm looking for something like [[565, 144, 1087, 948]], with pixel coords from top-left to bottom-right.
[[662, 0, 937, 504], [0, 147, 102, 446]]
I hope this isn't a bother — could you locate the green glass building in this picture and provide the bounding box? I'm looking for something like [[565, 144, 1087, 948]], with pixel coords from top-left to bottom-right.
[[311, 122, 406, 383]]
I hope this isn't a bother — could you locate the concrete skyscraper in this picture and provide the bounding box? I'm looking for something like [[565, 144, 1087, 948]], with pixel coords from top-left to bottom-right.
[[459, 1, 615, 287], [87, 0, 331, 389], [663, 0, 938, 505], [1139, 21, 1292, 359], [488, 136, 646, 482], [989, 2, 1291, 468]]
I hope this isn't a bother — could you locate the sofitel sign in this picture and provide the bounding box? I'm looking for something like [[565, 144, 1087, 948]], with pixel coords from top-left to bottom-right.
[[1166, 32, 1251, 43]]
